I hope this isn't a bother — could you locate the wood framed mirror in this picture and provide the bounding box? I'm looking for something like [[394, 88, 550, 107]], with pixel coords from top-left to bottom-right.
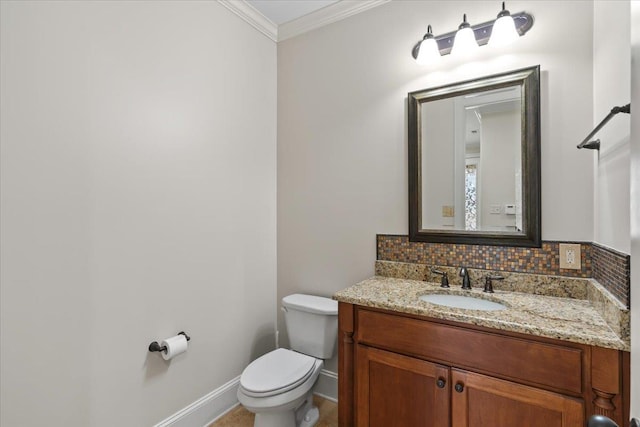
[[408, 66, 541, 247]]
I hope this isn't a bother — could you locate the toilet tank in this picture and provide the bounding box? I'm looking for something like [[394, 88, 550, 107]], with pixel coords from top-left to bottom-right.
[[282, 294, 338, 359]]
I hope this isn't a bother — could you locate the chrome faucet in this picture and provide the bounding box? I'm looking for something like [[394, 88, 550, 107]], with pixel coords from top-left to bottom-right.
[[459, 267, 472, 290]]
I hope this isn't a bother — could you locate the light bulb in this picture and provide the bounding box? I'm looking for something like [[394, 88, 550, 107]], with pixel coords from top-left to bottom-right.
[[416, 25, 441, 64], [489, 2, 519, 47], [451, 14, 479, 56]]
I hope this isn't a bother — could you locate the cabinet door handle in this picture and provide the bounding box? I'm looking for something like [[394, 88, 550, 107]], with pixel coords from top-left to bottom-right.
[[436, 378, 446, 388], [454, 383, 464, 393]]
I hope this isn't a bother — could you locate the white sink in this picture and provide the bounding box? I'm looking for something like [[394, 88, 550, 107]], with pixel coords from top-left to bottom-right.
[[419, 294, 507, 311]]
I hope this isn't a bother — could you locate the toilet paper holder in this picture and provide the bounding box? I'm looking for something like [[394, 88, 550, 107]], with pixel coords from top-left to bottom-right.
[[148, 331, 190, 354]]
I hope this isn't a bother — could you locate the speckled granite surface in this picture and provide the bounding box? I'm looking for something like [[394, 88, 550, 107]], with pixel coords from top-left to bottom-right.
[[375, 260, 590, 299], [334, 274, 629, 351], [374, 260, 629, 342]]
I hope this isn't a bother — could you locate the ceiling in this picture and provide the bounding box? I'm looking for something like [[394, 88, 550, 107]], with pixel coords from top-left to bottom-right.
[[246, 0, 340, 25]]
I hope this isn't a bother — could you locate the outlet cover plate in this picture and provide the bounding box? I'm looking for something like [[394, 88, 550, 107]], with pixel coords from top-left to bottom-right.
[[559, 243, 581, 270]]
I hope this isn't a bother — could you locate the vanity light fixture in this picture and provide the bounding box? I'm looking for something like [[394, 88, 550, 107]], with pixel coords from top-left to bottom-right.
[[416, 25, 441, 64], [411, 2, 534, 63], [488, 2, 520, 47], [451, 14, 479, 56]]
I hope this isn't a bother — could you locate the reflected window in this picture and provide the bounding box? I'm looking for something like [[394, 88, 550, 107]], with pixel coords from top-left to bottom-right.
[[465, 163, 477, 231]]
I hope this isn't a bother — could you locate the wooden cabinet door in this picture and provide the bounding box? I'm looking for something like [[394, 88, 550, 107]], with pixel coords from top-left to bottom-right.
[[356, 345, 450, 427], [451, 369, 585, 427]]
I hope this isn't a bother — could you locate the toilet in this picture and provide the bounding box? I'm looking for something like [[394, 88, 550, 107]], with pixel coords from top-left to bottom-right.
[[237, 294, 338, 427]]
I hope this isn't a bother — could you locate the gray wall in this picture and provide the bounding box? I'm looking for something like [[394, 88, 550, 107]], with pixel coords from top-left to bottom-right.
[[277, 0, 595, 372], [421, 98, 455, 229], [593, 1, 631, 253], [0, 2, 277, 425]]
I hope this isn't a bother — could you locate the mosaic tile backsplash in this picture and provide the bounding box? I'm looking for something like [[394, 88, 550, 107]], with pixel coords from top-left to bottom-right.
[[377, 235, 630, 307], [592, 243, 631, 308]]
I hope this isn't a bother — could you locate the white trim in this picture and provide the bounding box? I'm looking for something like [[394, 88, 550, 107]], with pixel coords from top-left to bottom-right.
[[312, 369, 338, 402], [219, 0, 389, 43], [218, 0, 278, 42], [154, 370, 338, 426], [154, 376, 240, 427], [278, 0, 390, 41]]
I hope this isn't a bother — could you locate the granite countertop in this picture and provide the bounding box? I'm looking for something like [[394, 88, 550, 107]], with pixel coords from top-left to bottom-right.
[[333, 275, 629, 351]]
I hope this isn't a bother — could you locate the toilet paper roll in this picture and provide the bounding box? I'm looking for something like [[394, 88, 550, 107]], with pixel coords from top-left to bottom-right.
[[161, 334, 188, 360]]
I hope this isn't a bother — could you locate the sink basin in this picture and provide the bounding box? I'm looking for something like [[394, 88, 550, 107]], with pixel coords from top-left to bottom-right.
[[419, 294, 507, 311]]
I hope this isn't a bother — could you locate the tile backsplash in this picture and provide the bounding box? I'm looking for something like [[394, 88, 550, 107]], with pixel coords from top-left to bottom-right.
[[592, 243, 631, 308], [377, 235, 630, 308]]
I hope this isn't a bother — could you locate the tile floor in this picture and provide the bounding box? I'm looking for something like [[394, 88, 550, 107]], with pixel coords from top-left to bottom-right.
[[208, 395, 338, 427]]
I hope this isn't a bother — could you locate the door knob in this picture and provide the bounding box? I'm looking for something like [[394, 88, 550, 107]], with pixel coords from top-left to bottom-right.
[[454, 383, 464, 393], [436, 378, 446, 388]]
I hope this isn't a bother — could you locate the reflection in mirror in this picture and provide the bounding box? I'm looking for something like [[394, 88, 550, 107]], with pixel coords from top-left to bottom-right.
[[421, 87, 522, 232], [408, 66, 540, 247]]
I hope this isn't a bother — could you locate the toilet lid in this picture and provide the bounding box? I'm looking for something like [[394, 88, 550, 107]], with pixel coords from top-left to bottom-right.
[[282, 294, 338, 315], [240, 348, 316, 396]]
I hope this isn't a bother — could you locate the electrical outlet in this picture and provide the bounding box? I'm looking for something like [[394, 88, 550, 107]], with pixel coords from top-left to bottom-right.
[[559, 243, 581, 270]]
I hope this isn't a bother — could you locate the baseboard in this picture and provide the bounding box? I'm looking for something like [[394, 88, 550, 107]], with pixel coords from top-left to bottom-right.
[[313, 369, 338, 402], [153, 376, 240, 427], [154, 369, 338, 427]]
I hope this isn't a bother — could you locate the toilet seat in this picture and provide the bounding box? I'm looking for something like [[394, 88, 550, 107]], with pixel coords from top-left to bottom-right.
[[240, 349, 317, 397]]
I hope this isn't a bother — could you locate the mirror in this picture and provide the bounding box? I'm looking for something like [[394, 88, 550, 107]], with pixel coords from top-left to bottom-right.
[[408, 66, 540, 247]]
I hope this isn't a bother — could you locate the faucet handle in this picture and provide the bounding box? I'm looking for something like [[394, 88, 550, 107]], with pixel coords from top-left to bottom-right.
[[431, 268, 450, 288], [459, 267, 472, 290], [484, 274, 504, 293]]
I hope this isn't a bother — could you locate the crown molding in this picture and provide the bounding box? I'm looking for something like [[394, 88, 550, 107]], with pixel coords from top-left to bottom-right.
[[218, 0, 278, 42], [278, 0, 391, 42], [218, 0, 390, 43]]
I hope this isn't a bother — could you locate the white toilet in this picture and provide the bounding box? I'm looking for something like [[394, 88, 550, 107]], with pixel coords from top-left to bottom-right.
[[237, 294, 338, 427]]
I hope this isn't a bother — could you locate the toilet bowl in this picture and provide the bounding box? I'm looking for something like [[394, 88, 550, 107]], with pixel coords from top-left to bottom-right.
[[237, 294, 338, 427], [238, 349, 323, 427]]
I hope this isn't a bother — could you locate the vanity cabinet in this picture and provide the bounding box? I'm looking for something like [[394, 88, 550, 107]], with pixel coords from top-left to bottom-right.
[[338, 303, 629, 427], [356, 345, 583, 427], [450, 369, 583, 426], [356, 345, 450, 426]]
